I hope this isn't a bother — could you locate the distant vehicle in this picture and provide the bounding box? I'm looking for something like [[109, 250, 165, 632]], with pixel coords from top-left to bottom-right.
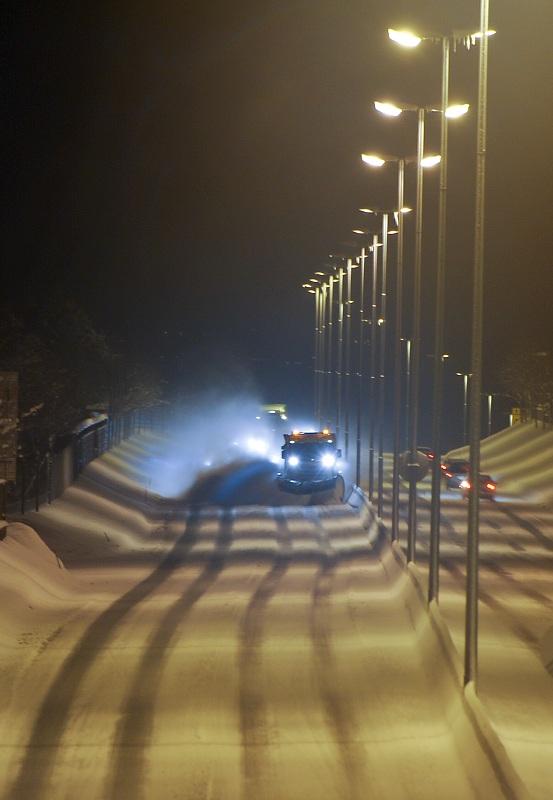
[[417, 446, 435, 461], [442, 459, 470, 488], [243, 404, 289, 463], [460, 474, 497, 500], [278, 430, 341, 492]]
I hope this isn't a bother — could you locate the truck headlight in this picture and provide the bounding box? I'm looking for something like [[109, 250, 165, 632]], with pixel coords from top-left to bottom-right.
[[288, 455, 300, 467], [321, 453, 336, 468]]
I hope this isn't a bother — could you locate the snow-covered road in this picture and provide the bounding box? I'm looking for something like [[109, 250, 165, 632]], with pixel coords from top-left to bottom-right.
[[2, 434, 551, 798], [1, 503, 505, 799]]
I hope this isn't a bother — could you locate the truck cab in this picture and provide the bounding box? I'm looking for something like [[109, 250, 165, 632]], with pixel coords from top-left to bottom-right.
[[277, 430, 341, 492]]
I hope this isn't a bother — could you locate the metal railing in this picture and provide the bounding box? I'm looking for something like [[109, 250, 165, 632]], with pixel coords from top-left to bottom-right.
[[4, 406, 169, 517]]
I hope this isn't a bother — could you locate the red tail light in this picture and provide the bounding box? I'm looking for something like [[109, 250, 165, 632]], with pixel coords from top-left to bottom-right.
[[445, 471, 452, 478], [486, 482, 496, 491]]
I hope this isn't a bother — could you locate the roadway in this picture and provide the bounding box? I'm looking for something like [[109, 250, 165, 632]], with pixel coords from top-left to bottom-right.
[[1, 443, 510, 799]]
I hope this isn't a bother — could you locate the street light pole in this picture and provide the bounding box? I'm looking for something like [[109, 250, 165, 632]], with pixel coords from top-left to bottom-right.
[[356, 247, 367, 486], [377, 213, 389, 518], [320, 282, 328, 426], [392, 160, 405, 541], [487, 393, 493, 437], [326, 275, 335, 428], [344, 259, 353, 459], [404, 338, 411, 450], [429, 35, 450, 603], [336, 267, 345, 448], [456, 372, 471, 444], [368, 235, 379, 500], [314, 286, 320, 423], [466, 0, 491, 690], [407, 106, 425, 563]]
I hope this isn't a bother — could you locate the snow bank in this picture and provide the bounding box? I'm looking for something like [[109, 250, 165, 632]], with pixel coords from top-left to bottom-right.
[[0, 522, 79, 645], [447, 421, 553, 503]]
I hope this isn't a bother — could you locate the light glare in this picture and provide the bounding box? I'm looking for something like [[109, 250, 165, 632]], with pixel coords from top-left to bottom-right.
[[445, 103, 469, 119], [361, 154, 385, 167], [421, 154, 441, 168], [374, 100, 402, 117], [388, 28, 422, 48], [472, 29, 496, 38]]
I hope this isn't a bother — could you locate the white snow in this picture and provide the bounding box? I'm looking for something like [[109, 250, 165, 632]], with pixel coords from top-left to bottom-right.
[[447, 420, 553, 503], [0, 433, 519, 799]]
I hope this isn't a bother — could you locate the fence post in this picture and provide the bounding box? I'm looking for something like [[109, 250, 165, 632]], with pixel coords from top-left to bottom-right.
[[35, 455, 40, 512], [20, 458, 26, 515], [47, 451, 52, 504], [0, 480, 6, 521]]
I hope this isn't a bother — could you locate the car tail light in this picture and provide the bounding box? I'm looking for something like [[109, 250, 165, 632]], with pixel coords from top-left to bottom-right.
[[428, 453, 434, 459], [486, 482, 496, 491], [445, 471, 453, 478], [460, 480, 471, 489], [440, 463, 447, 471]]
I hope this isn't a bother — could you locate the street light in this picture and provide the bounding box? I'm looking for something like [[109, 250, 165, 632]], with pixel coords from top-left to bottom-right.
[[486, 392, 493, 437], [371, 99, 448, 561], [456, 372, 472, 444], [303, 282, 321, 421], [355, 247, 368, 486], [361, 152, 438, 543], [387, 29, 422, 48], [354, 212, 400, 518], [319, 282, 328, 426], [388, 15, 494, 621], [388, 27, 496, 48], [466, 0, 493, 690], [344, 259, 354, 459]]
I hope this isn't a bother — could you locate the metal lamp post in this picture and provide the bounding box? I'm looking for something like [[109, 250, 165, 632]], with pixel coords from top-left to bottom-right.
[[456, 372, 472, 444], [303, 282, 321, 423], [325, 273, 335, 429], [355, 247, 367, 486], [373, 96, 467, 561], [336, 265, 345, 448], [387, 26, 487, 605], [344, 259, 354, 459], [466, 0, 492, 689], [388, 15, 495, 664], [356, 213, 403, 518]]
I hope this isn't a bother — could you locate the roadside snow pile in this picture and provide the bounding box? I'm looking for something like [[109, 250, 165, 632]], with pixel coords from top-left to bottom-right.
[[21, 433, 183, 566], [447, 421, 553, 503], [0, 522, 79, 644]]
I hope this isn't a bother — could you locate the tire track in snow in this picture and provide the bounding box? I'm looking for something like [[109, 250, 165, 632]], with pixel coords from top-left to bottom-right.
[[106, 508, 234, 800], [495, 506, 553, 552], [238, 508, 291, 800], [10, 507, 206, 800], [309, 510, 368, 800], [441, 557, 540, 649]]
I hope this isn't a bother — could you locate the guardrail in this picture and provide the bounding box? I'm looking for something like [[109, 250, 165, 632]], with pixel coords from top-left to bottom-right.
[[3, 406, 169, 517]]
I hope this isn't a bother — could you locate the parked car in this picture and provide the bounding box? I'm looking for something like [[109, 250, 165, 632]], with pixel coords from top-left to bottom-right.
[[441, 459, 470, 488], [460, 474, 497, 500]]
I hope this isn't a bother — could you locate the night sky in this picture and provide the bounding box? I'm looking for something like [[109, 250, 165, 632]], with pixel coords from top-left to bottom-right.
[[5, 1, 553, 424]]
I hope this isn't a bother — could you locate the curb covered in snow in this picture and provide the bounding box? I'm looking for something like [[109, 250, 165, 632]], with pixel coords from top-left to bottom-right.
[[395, 545, 531, 800], [347, 484, 382, 547], [350, 486, 530, 800]]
